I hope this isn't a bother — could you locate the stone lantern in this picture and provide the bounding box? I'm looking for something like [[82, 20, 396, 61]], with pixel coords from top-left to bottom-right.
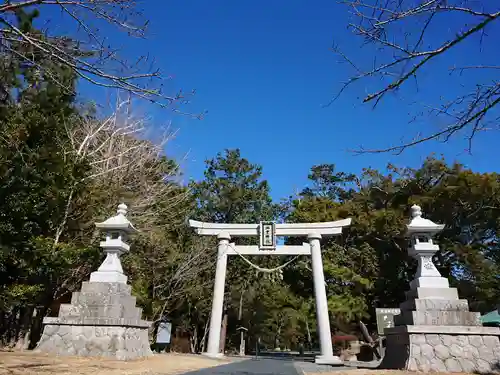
[[36, 203, 152, 360], [406, 204, 448, 293], [89, 203, 136, 284], [381, 204, 500, 373]]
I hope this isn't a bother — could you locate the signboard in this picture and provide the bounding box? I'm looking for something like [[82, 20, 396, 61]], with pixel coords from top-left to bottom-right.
[[156, 322, 172, 344], [259, 221, 276, 250], [375, 308, 401, 335]]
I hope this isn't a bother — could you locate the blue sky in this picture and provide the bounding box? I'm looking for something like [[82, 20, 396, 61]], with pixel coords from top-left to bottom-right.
[[75, 1, 500, 201]]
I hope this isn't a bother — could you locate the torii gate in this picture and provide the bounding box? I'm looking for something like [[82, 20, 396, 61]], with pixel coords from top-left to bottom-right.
[[189, 218, 352, 365]]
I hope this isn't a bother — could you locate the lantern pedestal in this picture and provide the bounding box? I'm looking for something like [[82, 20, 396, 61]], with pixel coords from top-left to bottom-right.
[[36, 204, 152, 360], [381, 325, 500, 373], [381, 205, 500, 373], [89, 249, 128, 284], [35, 282, 152, 360]]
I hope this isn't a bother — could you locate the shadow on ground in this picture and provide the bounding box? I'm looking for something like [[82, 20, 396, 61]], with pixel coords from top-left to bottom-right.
[[179, 358, 351, 375], [179, 358, 302, 375]]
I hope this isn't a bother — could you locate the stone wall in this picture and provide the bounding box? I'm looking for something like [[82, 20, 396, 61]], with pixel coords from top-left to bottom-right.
[[36, 324, 151, 360], [381, 331, 500, 373]]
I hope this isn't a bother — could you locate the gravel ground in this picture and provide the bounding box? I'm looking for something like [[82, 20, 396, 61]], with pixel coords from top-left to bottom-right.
[[0, 352, 476, 375], [0, 351, 231, 375]]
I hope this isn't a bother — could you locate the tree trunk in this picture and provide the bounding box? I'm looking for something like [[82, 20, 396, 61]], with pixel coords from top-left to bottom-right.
[[219, 312, 228, 354], [0, 311, 6, 347], [190, 325, 198, 353], [200, 318, 210, 353], [238, 294, 243, 321], [238, 292, 245, 356], [275, 323, 282, 350], [29, 305, 50, 349], [305, 317, 312, 350], [8, 308, 20, 348], [15, 306, 34, 351]]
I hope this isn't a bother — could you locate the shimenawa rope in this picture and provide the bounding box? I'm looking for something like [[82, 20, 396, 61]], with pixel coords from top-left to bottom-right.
[[226, 242, 299, 273]]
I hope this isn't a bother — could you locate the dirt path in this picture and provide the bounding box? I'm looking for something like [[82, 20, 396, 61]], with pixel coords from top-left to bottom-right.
[[0, 352, 231, 375]]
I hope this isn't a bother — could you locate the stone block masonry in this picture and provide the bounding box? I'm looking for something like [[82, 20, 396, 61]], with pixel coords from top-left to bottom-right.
[[381, 326, 500, 373], [36, 281, 153, 360], [36, 324, 150, 360]]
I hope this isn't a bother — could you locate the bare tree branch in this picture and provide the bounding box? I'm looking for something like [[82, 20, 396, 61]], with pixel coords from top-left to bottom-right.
[[333, 0, 500, 153], [151, 235, 216, 321], [0, 0, 203, 114], [54, 96, 191, 248]]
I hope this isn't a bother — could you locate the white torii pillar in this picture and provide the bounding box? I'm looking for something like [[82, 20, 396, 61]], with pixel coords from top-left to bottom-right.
[[308, 233, 336, 364], [189, 219, 352, 366], [206, 231, 230, 357]]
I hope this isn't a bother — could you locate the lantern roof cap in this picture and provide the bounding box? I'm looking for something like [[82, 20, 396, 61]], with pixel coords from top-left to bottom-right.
[[95, 203, 137, 233], [406, 205, 444, 235]]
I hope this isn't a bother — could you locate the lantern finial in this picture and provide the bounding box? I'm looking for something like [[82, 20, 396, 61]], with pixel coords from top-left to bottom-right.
[[117, 203, 128, 216], [410, 204, 422, 219]]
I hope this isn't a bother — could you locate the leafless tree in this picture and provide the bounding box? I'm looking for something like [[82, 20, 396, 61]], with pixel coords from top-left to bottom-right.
[[332, 0, 500, 153], [150, 234, 216, 320], [54, 98, 191, 247], [0, 0, 199, 113]]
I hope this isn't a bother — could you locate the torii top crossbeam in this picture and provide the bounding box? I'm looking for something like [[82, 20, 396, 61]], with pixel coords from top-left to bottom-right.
[[188, 218, 352, 237]]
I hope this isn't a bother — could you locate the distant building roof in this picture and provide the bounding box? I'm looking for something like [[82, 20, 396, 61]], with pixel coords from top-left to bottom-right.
[[480, 310, 500, 326]]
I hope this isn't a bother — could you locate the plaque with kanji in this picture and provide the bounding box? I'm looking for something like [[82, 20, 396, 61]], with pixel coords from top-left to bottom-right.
[[259, 221, 276, 250], [375, 308, 401, 335]]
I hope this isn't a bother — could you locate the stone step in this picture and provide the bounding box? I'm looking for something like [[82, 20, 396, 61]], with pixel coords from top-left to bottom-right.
[[405, 287, 458, 300], [394, 310, 481, 326], [80, 282, 131, 295], [71, 291, 137, 307], [72, 295, 139, 314], [43, 316, 151, 328], [400, 298, 470, 312], [58, 303, 142, 320]]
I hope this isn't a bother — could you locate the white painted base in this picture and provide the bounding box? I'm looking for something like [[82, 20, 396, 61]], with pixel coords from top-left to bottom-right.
[[410, 276, 449, 290], [89, 270, 127, 283], [385, 325, 500, 335], [201, 352, 224, 359], [315, 355, 344, 365], [408, 287, 459, 300]]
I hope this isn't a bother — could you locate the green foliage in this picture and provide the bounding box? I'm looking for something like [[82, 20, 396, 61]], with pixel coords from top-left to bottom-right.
[[0, 284, 43, 311], [301, 164, 356, 201], [190, 149, 277, 223], [0, 10, 97, 324], [28, 236, 101, 295]]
